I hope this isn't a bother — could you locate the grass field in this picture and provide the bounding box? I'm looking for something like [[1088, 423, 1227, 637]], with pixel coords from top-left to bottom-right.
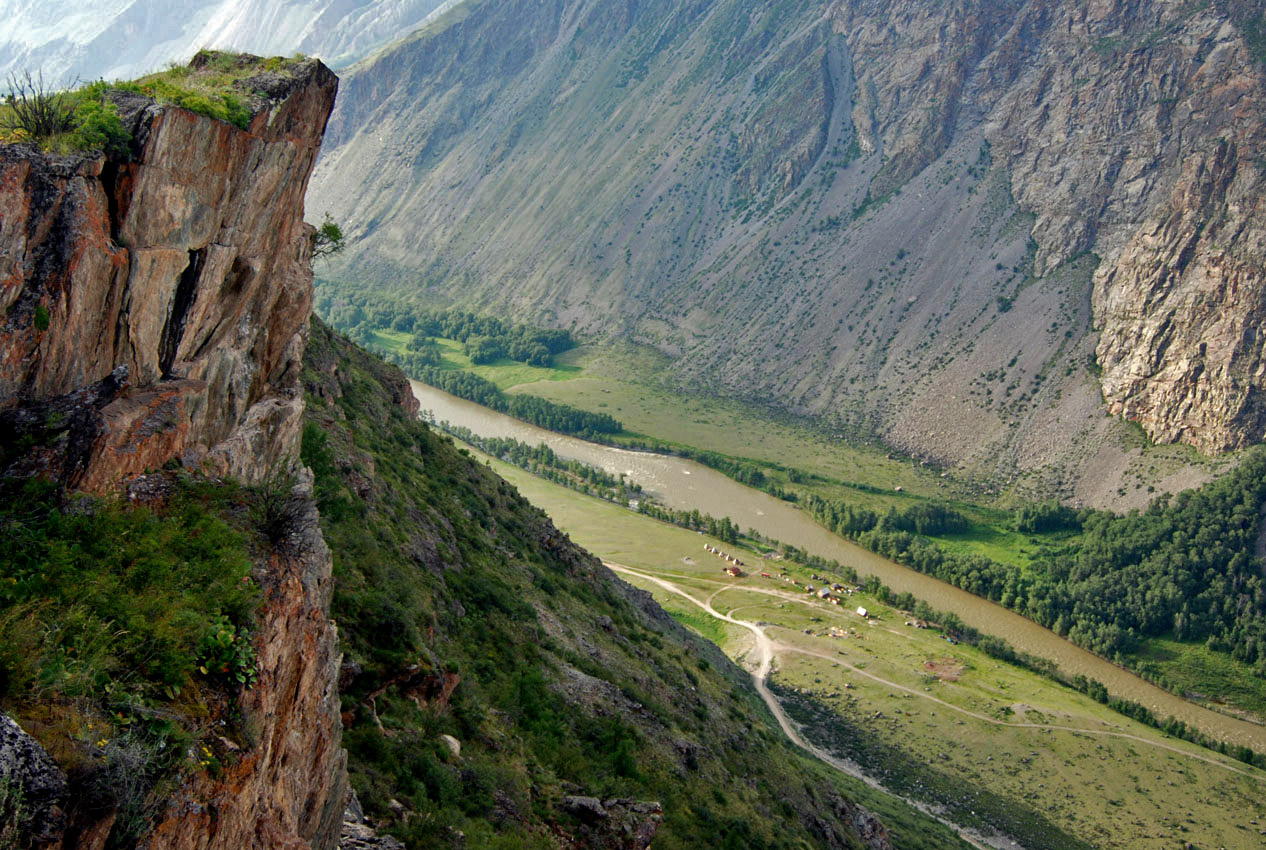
[[477, 451, 1266, 849], [366, 329, 585, 390], [1132, 638, 1266, 721], [422, 340, 1060, 565]]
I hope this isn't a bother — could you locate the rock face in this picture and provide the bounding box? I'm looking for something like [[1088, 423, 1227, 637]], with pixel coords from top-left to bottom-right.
[[0, 56, 347, 850], [338, 793, 405, 850], [0, 713, 68, 846], [559, 796, 662, 850], [144, 476, 348, 850], [0, 55, 338, 492], [971, 1, 1266, 456], [311, 0, 1266, 499]]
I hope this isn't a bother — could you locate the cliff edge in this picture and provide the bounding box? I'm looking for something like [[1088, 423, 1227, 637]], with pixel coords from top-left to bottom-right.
[[0, 52, 337, 492], [0, 54, 346, 850]]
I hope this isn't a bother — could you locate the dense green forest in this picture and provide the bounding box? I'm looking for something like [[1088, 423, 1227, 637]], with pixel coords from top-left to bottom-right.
[[806, 449, 1266, 674], [316, 285, 576, 367]]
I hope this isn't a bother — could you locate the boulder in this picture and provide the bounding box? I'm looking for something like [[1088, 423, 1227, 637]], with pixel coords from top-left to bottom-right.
[[0, 714, 68, 846]]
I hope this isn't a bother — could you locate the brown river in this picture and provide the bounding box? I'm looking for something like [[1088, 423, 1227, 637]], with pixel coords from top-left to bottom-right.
[[410, 380, 1266, 750]]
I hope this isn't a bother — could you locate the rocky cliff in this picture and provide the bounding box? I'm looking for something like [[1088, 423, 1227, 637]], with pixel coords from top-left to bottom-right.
[[0, 55, 347, 850], [1, 54, 337, 492], [310, 0, 1266, 502]]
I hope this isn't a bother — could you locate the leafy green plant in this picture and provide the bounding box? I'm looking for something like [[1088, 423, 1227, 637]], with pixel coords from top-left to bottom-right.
[[197, 613, 258, 687], [311, 213, 345, 263], [107, 76, 252, 130], [66, 89, 130, 158], [1, 75, 131, 156]]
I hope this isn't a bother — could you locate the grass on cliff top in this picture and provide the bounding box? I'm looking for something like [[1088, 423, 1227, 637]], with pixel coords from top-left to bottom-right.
[[123, 50, 311, 130], [0, 50, 307, 154]]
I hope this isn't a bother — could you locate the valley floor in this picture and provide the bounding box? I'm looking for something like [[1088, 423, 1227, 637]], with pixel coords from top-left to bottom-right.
[[481, 454, 1266, 850], [391, 334, 1266, 725]]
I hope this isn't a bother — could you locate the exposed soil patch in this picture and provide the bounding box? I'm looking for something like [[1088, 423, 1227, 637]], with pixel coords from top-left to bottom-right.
[[923, 658, 965, 681]]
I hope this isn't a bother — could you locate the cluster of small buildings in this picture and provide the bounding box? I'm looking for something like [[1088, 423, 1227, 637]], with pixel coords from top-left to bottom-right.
[[705, 544, 744, 576], [808, 577, 859, 607], [760, 570, 868, 608]]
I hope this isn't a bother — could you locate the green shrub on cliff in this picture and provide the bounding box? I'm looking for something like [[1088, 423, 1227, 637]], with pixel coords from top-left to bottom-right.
[[0, 477, 258, 703], [0, 473, 271, 848], [0, 75, 128, 156]]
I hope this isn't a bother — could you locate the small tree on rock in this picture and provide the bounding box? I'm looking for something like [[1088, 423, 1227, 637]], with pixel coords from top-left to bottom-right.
[[310, 213, 344, 264]]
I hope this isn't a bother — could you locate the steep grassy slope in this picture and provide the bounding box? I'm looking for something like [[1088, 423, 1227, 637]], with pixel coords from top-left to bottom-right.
[[310, 0, 1266, 504], [0, 477, 265, 847], [300, 318, 972, 849]]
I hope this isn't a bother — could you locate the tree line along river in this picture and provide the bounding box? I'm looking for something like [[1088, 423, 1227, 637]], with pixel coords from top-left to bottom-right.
[[409, 380, 1266, 750]]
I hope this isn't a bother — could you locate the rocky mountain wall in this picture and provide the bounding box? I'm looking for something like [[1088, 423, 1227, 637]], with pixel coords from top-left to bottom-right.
[[311, 0, 1266, 500], [0, 57, 347, 850], [1, 58, 337, 491], [144, 480, 348, 850]]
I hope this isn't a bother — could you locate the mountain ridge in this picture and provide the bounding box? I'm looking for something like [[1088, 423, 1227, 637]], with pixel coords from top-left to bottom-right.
[[0, 0, 451, 84]]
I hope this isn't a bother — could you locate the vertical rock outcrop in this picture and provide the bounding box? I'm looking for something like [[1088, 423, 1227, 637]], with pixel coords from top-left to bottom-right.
[[0, 55, 338, 490], [0, 55, 346, 850], [0, 713, 68, 846]]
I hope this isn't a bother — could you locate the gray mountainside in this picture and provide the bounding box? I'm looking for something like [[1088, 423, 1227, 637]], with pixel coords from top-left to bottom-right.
[[0, 0, 449, 84], [309, 0, 1266, 504]]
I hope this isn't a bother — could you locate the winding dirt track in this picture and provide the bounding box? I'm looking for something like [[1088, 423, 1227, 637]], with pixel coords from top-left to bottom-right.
[[606, 563, 1006, 850], [607, 562, 1266, 850], [699, 582, 1265, 778]]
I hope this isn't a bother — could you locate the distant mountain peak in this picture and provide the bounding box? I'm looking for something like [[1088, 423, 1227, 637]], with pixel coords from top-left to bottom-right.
[[0, 0, 456, 84]]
